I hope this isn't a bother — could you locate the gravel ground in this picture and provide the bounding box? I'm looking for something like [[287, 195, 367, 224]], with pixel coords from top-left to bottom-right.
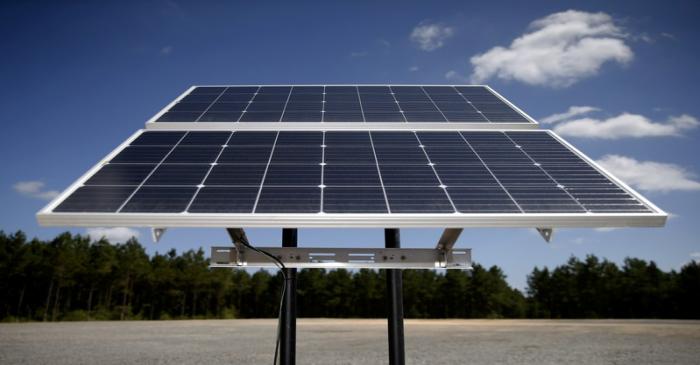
[[1, 319, 699, 364]]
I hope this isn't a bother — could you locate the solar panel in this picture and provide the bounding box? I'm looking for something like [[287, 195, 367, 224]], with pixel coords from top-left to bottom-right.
[[38, 130, 666, 228], [146, 85, 538, 131]]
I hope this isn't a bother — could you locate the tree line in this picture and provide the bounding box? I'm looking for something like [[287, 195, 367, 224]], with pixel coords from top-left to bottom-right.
[[0, 230, 698, 321]]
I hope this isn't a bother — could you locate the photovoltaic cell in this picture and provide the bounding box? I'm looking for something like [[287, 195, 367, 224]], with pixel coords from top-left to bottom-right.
[[448, 187, 520, 213], [255, 187, 321, 213], [264, 164, 322, 185], [51, 130, 654, 215], [144, 164, 210, 186], [53, 186, 136, 212], [385, 187, 453, 213], [110, 146, 171, 163], [120, 187, 197, 213], [324, 187, 388, 213], [188, 187, 258, 213], [204, 164, 267, 186], [163, 146, 221, 163], [324, 165, 381, 186], [86, 164, 155, 186], [218, 146, 273, 164]]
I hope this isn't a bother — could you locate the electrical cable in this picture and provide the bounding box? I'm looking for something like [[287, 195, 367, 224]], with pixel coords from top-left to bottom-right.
[[237, 239, 287, 365]]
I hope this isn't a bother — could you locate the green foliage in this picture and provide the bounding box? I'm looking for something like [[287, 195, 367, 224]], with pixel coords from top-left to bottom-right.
[[62, 310, 91, 321], [0, 231, 697, 321], [526, 255, 699, 318]]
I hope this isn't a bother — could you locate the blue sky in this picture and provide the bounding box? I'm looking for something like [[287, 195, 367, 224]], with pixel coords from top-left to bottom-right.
[[2, 1, 699, 290]]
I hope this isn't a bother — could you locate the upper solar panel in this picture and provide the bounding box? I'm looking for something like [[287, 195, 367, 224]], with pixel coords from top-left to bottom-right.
[[145, 85, 538, 131], [37, 129, 666, 228]]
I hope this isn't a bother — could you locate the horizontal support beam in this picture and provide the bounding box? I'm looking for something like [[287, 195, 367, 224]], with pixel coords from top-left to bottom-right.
[[210, 246, 471, 270]]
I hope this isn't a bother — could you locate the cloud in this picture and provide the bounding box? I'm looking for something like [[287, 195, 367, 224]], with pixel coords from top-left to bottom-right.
[[554, 113, 699, 139], [541, 106, 600, 124], [13, 181, 60, 200], [410, 22, 454, 51], [445, 70, 468, 82], [681, 252, 700, 266], [377, 39, 392, 48], [409, 66, 420, 72], [350, 51, 368, 57], [86, 227, 140, 243], [160, 46, 173, 55], [470, 10, 633, 87], [597, 155, 700, 192], [660, 32, 676, 40]]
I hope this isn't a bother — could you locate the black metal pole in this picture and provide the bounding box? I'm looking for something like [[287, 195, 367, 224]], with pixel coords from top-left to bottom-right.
[[280, 228, 297, 365], [385, 228, 405, 365]]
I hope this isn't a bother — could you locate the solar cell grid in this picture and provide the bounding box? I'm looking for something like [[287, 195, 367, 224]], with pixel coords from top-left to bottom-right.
[[50, 130, 654, 217], [151, 85, 535, 126], [188, 187, 258, 213], [205, 164, 266, 185]]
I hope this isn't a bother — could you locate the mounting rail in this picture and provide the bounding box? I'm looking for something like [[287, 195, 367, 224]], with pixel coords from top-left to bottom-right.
[[210, 246, 472, 270]]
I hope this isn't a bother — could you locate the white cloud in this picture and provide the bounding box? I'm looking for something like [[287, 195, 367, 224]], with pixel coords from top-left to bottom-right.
[[86, 227, 140, 243], [554, 113, 699, 139], [13, 181, 60, 200], [350, 51, 367, 57], [691, 252, 700, 262], [160, 45, 173, 55], [410, 22, 454, 51], [470, 10, 633, 87], [445, 70, 468, 82], [660, 32, 676, 40], [541, 106, 600, 124], [377, 39, 392, 48], [409, 66, 420, 72], [597, 155, 700, 192]]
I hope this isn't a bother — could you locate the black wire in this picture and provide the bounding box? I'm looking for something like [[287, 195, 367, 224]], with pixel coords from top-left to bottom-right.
[[238, 240, 287, 365]]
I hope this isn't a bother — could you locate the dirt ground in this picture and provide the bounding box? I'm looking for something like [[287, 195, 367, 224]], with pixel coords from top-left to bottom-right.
[[1, 319, 699, 364]]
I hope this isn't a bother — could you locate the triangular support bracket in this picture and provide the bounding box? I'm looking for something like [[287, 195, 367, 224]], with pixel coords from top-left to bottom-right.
[[151, 228, 167, 243], [536, 228, 554, 243]]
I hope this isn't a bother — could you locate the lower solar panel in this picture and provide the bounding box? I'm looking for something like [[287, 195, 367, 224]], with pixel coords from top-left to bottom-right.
[[39, 130, 665, 228]]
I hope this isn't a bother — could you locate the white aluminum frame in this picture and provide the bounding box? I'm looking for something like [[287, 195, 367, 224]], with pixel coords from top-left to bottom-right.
[[144, 84, 540, 131], [36, 129, 667, 229]]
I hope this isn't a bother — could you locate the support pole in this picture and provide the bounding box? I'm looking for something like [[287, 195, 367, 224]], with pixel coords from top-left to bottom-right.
[[280, 228, 297, 365], [385, 228, 405, 365]]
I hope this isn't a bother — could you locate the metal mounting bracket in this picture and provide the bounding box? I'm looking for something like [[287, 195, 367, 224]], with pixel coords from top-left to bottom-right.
[[436, 228, 463, 250], [225, 228, 249, 266], [536, 228, 554, 243], [151, 228, 167, 243], [210, 246, 472, 270]]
